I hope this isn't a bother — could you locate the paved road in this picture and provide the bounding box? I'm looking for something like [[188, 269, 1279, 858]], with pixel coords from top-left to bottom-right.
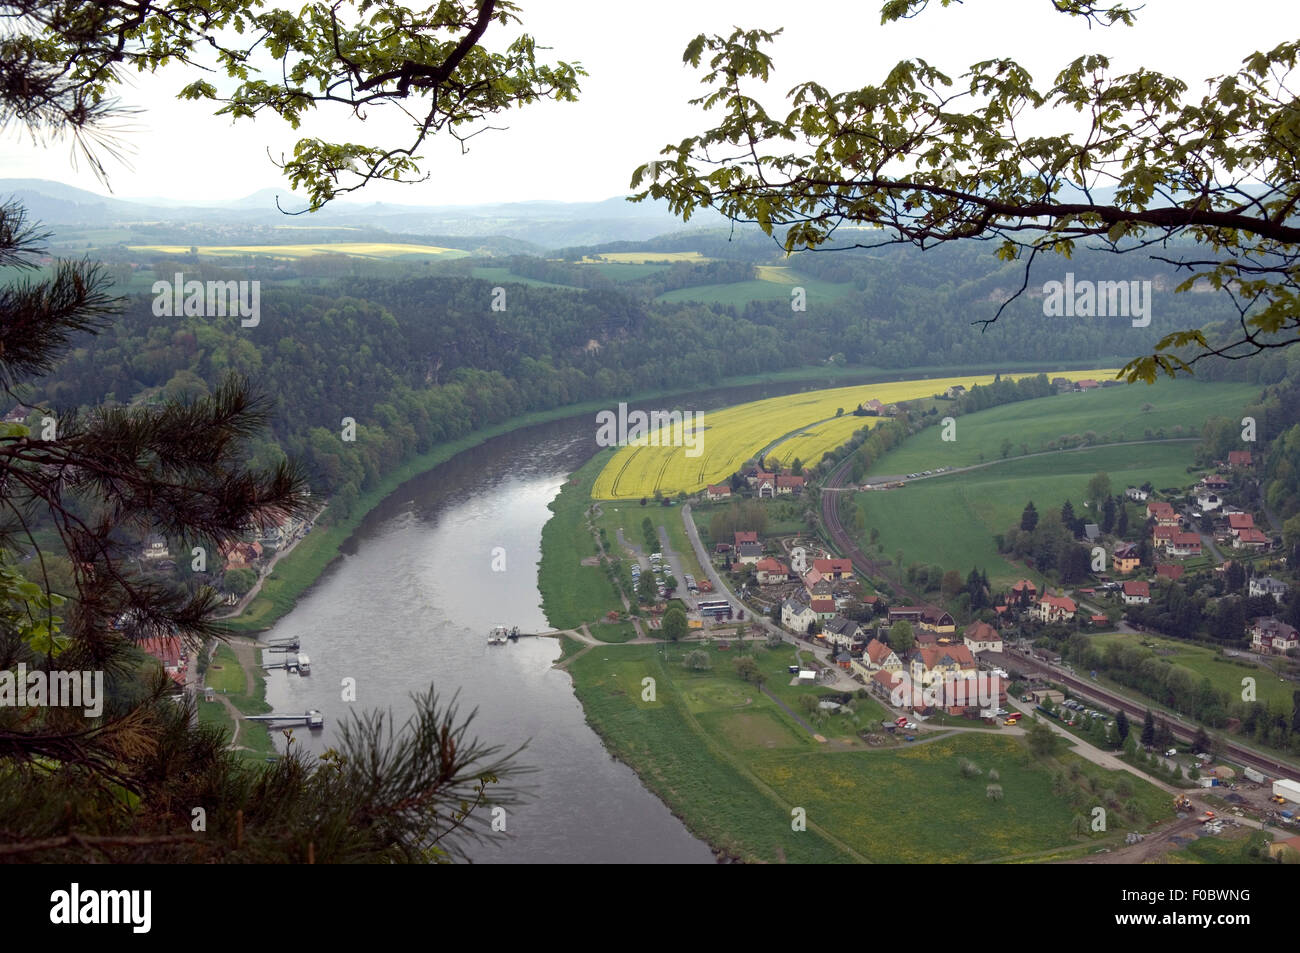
[[680, 503, 856, 689]]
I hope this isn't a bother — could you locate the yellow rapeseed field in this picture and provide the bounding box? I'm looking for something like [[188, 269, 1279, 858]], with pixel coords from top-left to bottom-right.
[[590, 369, 1117, 499]]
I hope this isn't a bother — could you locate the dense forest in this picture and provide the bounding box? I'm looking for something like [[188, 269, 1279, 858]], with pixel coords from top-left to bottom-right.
[[18, 235, 1300, 540]]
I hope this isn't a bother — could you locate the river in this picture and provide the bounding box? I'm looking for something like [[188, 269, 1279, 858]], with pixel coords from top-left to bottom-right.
[[259, 377, 878, 863]]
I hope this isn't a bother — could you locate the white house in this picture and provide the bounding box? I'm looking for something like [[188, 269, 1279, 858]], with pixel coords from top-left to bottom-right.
[[1250, 576, 1290, 600], [1122, 580, 1150, 605], [781, 597, 817, 634], [1125, 486, 1149, 502], [963, 620, 1003, 653], [822, 616, 860, 648]]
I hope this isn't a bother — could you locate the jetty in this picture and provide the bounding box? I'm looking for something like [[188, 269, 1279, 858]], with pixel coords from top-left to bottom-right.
[[263, 653, 311, 675], [244, 709, 324, 730]]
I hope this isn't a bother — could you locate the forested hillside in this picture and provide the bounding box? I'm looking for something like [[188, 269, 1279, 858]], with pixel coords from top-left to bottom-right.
[[22, 236, 1296, 529]]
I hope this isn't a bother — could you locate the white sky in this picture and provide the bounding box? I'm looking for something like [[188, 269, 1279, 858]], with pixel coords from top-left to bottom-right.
[[2, 0, 1296, 206]]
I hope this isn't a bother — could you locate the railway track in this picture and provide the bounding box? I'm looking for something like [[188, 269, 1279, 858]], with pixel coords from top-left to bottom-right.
[[819, 455, 910, 600], [1006, 650, 1300, 779]]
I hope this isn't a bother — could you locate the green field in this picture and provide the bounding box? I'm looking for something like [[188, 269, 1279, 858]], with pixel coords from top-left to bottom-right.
[[854, 441, 1199, 587], [567, 641, 1172, 862], [866, 379, 1258, 477], [538, 451, 627, 630], [1090, 630, 1297, 711], [577, 261, 670, 281]]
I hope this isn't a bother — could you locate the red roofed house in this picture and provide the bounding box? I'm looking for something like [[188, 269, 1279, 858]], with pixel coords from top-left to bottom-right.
[[705, 484, 731, 501], [1008, 579, 1038, 606], [963, 620, 1002, 653], [1090, 613, 1110, 624], [1234, 527, 1270, 551], [809, 593, 837, 619], [734, 531, 759, 548], [812, 557, 854, 581], [1228, 450, 1253, 468], [1076, 379, 1100, 390], [1250, 617, 1299, 655], [1123, 580, 1151, 605], [863, 398, 886, 416], [1227, 513, 1256, 534], [138, 635, 186, 687], [754, 557, 790, 585], [220, 539, 263, 571], [864, 639, 903, 672], [910, 644, 977, 687], [1152, 525, 1178, 550], [1032, 594, 1077, 623], [754, 472, 777, 498], [1147, 501, 1179, 526], [1168, 532, 1202, 557], [775, 474, 805, 495], [1155, 564, 1185, 581]]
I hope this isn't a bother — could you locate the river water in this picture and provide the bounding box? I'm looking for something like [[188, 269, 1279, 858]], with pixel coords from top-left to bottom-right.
[[259, 377, 882, 863]]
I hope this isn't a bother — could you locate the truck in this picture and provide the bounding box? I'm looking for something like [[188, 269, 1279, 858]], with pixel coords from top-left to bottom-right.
[[1274, 778, 1300, 803]]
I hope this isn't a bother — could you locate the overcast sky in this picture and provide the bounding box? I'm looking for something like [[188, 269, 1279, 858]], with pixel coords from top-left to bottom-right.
[[3, 0, 1295, 207]]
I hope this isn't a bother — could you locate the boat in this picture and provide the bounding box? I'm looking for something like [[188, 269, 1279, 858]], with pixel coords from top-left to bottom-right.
[[487, 625, 510, 645]]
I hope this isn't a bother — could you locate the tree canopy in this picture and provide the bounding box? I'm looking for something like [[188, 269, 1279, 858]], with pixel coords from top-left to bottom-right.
[[2, 0, 584, 208], [634, 1, 1300, 382]]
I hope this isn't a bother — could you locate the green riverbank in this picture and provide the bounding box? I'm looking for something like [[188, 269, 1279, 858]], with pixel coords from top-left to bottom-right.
[[224, 358, 1121, 634]]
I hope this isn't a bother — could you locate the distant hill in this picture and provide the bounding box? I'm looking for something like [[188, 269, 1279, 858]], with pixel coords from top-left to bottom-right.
[[0, 179, 728, 248]]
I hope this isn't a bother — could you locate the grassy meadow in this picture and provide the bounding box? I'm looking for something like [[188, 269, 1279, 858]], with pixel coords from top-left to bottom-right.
[[866, 379, 1260, 477], [853, 441, 1198, 587], [567, 640, 1173, 862]]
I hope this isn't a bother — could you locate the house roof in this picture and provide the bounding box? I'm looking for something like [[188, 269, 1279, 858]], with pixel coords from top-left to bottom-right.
[[824, 616, 858, 636], [755, 557, 788, 574], [866, 639, 895, 664], [776, 474, 805, 488], [813, 558, 853, 574], [917, 644, 976, 670], [733, 531, 758, 546], [1155, 564, 1185, 580], [137, 635, 182, 668], [1170, 532, 1201, 546], [1039, 594, 1077, 613], [1147, 501, 1176, 516], [1010, 579, 1037, 594], [736, 541, 762, 557], [1252, 617, 1299, 640], [963, 621, 1001, 643], [1228, 450, 1253, 465], [1228, 513, 1255, 529], [1113, 542, 1139, 558], [1237, 528, 1269, 543], [1123, 580, 1150, 597], [706, 483, 731, 494]]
